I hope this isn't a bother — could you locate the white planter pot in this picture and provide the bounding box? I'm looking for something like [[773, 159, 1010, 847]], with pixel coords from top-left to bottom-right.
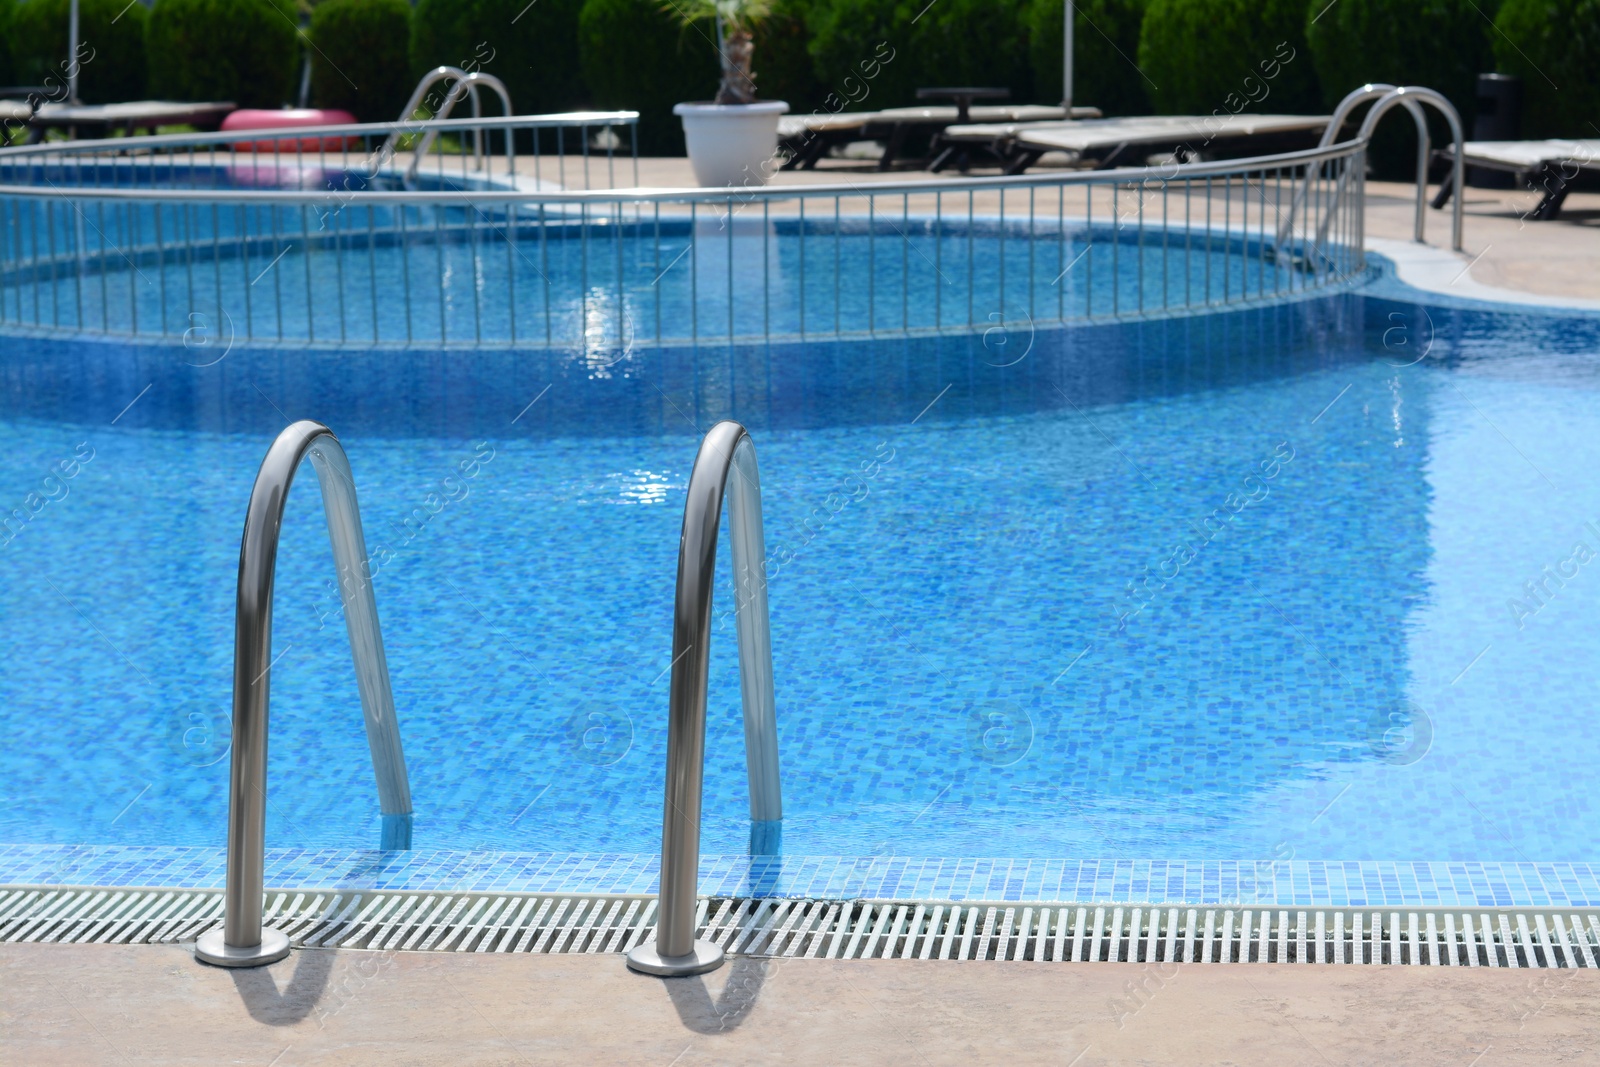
[[673, 101, 789, 188]]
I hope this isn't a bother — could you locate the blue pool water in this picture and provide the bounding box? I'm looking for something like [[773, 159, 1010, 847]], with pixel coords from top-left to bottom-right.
[[3, 277, 1600, 869]]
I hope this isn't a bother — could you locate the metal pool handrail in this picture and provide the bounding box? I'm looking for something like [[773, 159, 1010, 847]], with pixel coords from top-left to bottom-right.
[[0, 109, 641, 161], [407, 71, 516, 180], [194, 420, 411, 969], [1358, 86, 1465, 252], [1273, 84, 1429, 255], [0, 131, 1369, 348], [0, 134, 1366, 204], [627, 420, 781, 978]]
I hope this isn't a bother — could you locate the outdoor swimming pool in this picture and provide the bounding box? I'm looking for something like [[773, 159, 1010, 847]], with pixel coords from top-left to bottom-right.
[[4, 272, 1599, 877]]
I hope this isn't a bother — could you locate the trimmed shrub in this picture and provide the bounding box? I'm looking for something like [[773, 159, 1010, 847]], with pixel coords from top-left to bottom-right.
[[1306, 0, 1494, 178], [11, 0, 147, 104], [412, 0, 587, 116], [309, 0, 412, 122], [1137, 0, 1320, 116], [1493, 0, 1600, 138], [577, 0, 717, 154], [147, 0, 299, 109], [809, 0, 1033, 112], [1025, 0, 1150, 116]]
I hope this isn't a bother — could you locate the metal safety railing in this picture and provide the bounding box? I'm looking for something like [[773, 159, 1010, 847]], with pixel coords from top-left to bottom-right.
[[0, 108, 639, 194], [1274, 84, 1464, 260], [0, 136, 1366, 351], [194, 420, 411, 969], [626, 420, 781, 978]]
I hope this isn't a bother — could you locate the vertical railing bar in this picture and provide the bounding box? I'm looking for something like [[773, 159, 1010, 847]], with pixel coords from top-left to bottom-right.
[[763, 198, 770, 341], [1027, 185, 1035, 323], [653, 200, 661, 342], [300, 203, 319, 343], [900, 192, 908, 331], [798, 196, 807, 339], [833, 196, 840, 337], [368, 203, 379, 343], [867, 192, 875, 334], [997, 186, 1006, 327], [691, 200, 699, 346], [965, 189, 973, 327], [615, 200, 625, 349], [434, 198, 446, 344], [239, 204, 251, 341], [271, 204, 284, 341], [154, 201, 167, 335]]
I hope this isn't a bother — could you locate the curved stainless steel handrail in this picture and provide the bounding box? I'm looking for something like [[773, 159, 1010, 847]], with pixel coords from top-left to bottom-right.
[[195, 420, 411, 969], [1358, 86, 1464, 251], [0, 131, 1363, 203], [626, 420, 781, 978], [379, 65, 471, 164], [1274, 83, 1433, 256], [408, 72, 515, 180]]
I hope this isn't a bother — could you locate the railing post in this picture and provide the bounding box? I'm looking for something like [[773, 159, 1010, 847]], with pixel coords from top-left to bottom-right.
[[195, 420, 411, 968], [627, 421, 781, 978]]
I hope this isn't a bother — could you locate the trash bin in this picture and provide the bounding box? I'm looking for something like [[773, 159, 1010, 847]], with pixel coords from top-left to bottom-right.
[[1470, 74, 1522, 188]]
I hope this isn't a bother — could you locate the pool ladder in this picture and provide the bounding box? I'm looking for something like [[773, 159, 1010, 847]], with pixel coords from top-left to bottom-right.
[[627, 420, 783, 977], [195, 420, 780, 976], [195, 421, 412, 968]]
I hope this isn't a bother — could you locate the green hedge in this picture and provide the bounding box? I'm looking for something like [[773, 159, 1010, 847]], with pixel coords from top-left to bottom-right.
[[412, 0, 586, 116], [1137, 0, 1319, 116], [753, 0, 825, 111], [309, 0, 412, 122], [11, 0, 148, 104], [1025, 0, 1149, 116], [1306, 0, 1494, 177], [577, 0, 717, 154], [0, 0, 18, 88], [809, 0, 1033, 111], [147, 0, 299, 109], [1494, 0, 1600, 138]]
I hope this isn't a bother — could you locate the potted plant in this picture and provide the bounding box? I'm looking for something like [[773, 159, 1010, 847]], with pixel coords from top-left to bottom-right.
[[669, 0, 788, 188]]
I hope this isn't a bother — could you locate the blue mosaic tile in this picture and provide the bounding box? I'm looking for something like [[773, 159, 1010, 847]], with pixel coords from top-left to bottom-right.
[[5, 845, 1600, 908]]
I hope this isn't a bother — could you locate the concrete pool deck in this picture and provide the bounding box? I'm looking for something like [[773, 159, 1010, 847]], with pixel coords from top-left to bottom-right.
[[6, 942, 1598, 1065]]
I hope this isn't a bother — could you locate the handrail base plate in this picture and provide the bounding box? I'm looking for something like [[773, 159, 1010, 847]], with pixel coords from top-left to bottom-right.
[[625, 939, 724, 977], [194, 927, 291, 968]]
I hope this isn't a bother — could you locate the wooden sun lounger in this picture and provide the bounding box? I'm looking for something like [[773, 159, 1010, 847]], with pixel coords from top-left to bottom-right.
[[1431, 139, 1600, 220], [777, 104, 1102, 171], [934, 113, 1330, 174]]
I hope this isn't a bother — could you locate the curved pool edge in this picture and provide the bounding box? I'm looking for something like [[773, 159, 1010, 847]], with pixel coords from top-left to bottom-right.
[[1365, 239, 1600, 316], [5, 844, 1597, 909]]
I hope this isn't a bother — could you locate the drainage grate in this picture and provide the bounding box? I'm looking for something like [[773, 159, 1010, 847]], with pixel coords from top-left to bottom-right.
[[5, 887, 1599, 968]]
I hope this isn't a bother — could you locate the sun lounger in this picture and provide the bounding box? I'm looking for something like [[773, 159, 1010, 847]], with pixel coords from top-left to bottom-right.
[[1431, 139, 1600, 220], [777, 113, 877, 170], [25, 100, 235, 143], [777, 105, 1103, 171], [933, 113, 1330, 174]]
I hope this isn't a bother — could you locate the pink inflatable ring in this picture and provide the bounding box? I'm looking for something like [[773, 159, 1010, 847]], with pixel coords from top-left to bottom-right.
[[221, 109, 361, 152]]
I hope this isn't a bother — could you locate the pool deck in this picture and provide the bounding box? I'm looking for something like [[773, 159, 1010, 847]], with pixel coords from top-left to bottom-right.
[[628, 156, 1600, 307], [6, 942, 1597, 1065]]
